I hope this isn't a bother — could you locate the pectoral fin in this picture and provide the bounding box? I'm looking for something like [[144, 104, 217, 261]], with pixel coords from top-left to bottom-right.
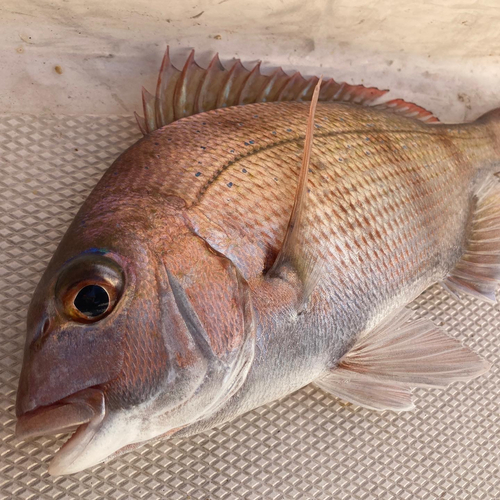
[[315, 309, 490, 411], [267, 78, 323, 305], [443, 176, 500, 303]]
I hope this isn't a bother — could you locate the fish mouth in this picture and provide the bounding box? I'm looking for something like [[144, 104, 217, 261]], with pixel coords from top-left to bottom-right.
[[16, 387, 106, 475]]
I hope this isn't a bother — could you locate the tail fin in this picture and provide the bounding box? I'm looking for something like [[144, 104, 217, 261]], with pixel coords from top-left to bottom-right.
[[476, 107, 500, 159], [443, 175, 500, 303], [476, 107, 500, 123]]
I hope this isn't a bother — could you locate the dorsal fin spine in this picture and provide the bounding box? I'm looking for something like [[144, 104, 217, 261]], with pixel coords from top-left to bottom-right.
[[277, 72, 308, 102], [173, 49, 195, 121], [155, 46, 172, 126], [217, 59, 250, 108], [237, 62, 264, 106], [299, 76, 320, 101], [257, 67, 290, 103], [194, 52, 224, 114], [155, 46, 181, 128], [134, 112, 147, 135], [141, 87, 158, 134]]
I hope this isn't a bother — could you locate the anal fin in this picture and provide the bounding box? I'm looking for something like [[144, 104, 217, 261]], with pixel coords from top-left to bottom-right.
[[314, 309, 490, 411], [444, 176, 500, 303]]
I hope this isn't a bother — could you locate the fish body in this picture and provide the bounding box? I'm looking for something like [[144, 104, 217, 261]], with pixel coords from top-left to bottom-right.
[[99, 101, 500, 423], [15, 52, 499, 475]]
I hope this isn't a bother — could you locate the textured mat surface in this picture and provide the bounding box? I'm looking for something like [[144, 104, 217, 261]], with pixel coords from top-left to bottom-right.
[[0, 114, 499, 500]]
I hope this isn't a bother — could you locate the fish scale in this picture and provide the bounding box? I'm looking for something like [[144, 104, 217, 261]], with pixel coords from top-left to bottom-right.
[[183, 103, 488, 315], [115, 100, 490, 418]]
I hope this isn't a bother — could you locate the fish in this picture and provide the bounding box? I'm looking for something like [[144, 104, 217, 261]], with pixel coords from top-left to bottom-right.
[[15, 48, 499, 476]]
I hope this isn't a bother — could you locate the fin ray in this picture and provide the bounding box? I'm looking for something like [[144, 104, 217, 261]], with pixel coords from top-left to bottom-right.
[[141, 87, 159, 134], [444, 176, 500, 303], [373, 98, 439, 122], [155, 46, 182, 128], [173, 50, 207, 121], [217, 59, 252, 108], [194, 53, 226, 113], [315, 371, 415, 411], [314, 308, 490, 411]]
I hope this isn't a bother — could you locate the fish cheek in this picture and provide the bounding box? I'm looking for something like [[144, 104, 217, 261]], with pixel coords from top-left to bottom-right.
[[102, 235, 257, 422], [100, 277, 210, 417], [155, 237, 256, 411], [99, 282, 171, 412]]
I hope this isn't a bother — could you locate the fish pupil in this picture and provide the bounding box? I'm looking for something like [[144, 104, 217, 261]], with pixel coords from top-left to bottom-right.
[[74, 285, 109, 317]]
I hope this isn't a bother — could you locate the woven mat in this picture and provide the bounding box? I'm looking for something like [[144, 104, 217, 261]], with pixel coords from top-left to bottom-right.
[[0, 114, 498, 499]]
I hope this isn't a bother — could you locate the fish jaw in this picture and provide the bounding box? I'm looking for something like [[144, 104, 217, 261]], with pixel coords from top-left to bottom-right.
[[48, 402, 119, 476], [16, 380, 184, 476], [45, 331, 256, 475], [15, 388, 110, 475], [20, 388, 158, 476], [47, 394, 191, 475], [17, 387, 143, 476]]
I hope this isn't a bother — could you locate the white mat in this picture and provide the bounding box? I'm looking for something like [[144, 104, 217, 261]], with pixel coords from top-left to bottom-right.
[[0, 114, 498, 499]]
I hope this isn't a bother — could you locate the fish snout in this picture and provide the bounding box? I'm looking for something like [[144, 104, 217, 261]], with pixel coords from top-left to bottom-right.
[[16, 305, 124, 420], [15, 372, 34, 418], [16, 314, 52, 416]]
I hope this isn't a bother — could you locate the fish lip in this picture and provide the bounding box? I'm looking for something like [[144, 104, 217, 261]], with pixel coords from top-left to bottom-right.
[[16, 387, 106, 475], [16, 387, 104, 439]]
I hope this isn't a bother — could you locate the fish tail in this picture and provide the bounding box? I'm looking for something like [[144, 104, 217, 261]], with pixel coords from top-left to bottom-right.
[[476, 107, 500, 164], [476, 107, 500, 124]]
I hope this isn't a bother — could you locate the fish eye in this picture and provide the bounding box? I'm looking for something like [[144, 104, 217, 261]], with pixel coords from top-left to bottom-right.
[[55, 254, 125, 323], [74, 285, 110, 318]]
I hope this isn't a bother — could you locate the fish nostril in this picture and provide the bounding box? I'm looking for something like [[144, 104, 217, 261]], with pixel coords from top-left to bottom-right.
[[41, 317, 50, 335], [31, 317, 52, 351]]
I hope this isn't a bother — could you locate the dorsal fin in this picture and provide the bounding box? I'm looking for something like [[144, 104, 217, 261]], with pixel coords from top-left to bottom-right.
[[135, 48, 439, 134], [155, 46, 182, 125], [267, 78, 323, 305], [373, 98, 440, 123], [140, 87, 159, 134]]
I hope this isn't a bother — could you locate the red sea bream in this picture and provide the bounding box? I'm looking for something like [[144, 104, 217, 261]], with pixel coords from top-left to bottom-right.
[[15, 49, 499, 475]]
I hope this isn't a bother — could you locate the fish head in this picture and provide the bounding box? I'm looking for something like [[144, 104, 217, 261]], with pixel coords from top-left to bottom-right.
[[16, 203, 255, 475]]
